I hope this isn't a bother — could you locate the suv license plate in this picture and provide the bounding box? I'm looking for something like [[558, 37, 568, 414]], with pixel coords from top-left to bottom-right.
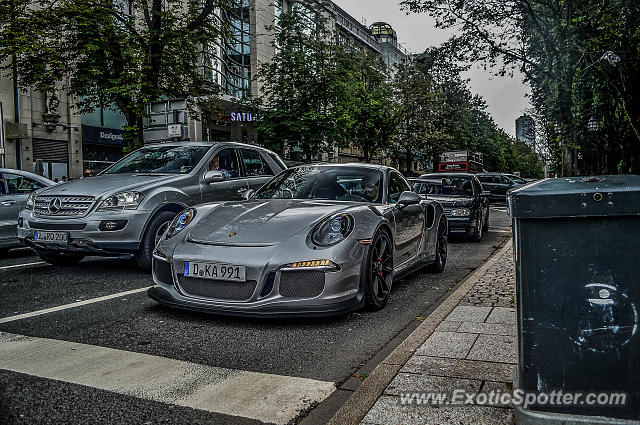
[[34, 231, 69, 243]]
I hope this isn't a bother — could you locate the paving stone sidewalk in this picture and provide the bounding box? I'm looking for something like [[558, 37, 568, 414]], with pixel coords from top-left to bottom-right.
[[362, 244, 517, 425]]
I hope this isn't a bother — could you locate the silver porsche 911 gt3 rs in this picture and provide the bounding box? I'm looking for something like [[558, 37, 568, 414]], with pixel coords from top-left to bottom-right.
[[148, 163, 448, 317]]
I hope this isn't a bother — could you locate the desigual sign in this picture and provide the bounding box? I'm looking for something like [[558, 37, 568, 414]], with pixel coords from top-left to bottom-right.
[[82, 125, 125, 145]]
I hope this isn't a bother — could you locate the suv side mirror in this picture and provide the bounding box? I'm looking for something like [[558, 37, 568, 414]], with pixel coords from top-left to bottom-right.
[[204, 170, 226, 184], [242, 189, 255, 200], [397, 191, 421, 208]]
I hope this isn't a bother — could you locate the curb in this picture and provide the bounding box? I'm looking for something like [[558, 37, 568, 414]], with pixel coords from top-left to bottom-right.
[[326, 238, 514, 425]]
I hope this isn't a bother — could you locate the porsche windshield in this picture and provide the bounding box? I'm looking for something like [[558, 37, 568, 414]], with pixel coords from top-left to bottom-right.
[[414, 177, 475, 196], [255, 167, 383, 203], [103, 145, 211, 174]]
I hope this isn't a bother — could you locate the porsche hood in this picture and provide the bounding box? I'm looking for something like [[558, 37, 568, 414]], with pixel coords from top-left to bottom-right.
[[186, 199, 359, 246]]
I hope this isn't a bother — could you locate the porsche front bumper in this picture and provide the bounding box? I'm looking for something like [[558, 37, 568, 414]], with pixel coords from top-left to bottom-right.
[[148, 240, 368, 317]]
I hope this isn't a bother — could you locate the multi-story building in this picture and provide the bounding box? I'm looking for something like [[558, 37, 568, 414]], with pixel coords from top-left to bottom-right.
[[0, 76, 84, 180], [369, 22, 409, 73], [516, 114, 535, 148], [0, 0, 411, 178]]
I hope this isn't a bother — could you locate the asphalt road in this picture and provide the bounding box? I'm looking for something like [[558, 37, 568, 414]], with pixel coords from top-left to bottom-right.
[[0, 205, 511, 425]]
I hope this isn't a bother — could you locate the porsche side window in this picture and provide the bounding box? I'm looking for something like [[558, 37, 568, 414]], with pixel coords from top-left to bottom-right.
[[388, 172, 410, 204]]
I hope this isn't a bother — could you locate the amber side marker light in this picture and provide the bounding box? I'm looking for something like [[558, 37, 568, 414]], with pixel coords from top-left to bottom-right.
[[359, 239, 373, 245], [283, 260, 341, 271], [289, 259, 332, 268]]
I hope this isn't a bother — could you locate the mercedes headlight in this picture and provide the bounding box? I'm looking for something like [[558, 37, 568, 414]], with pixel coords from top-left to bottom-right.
[[166, 208, 196, 239], [25, 192, 36, 210], [311, 213, 354, 246], [97, 192, 144, 211], [450, 208, 471, 217]]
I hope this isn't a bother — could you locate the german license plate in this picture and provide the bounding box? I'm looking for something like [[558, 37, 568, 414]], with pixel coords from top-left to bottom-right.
[[183, 261, 246, 282], [34, 230, 68, 243]]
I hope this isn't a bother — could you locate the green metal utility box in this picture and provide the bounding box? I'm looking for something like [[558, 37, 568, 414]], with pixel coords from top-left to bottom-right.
[[509, 176, 640, 424]]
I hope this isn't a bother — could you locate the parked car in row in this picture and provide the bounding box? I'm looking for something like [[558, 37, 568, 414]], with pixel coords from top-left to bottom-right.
[[476, 172, 527, 201], [149, 163, 448, 316], [0, 168, 54, 255], [17, 142, 287, 269], [413, 173, 489, 241]]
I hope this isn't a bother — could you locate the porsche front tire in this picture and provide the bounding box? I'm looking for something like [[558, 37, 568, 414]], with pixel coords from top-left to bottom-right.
[[363, 230, 394, 311]]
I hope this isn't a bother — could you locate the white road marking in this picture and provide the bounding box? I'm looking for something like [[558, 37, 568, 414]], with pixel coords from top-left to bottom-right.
[[0, 332, 336, 424], [0, 287, 152, 324], [0, 261, 47, 271]]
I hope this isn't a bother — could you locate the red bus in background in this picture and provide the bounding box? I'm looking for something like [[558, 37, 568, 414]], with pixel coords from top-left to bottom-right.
[[438, 151, 484, 173]]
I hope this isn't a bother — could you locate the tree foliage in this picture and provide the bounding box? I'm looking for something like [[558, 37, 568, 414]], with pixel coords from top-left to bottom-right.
[[248, 3, 353, 159], [401, 0, 640, 174], [0, 0, 227, 143]]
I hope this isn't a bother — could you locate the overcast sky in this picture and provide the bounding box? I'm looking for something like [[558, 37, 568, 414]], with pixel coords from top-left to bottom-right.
[[332, 0, 531, 136]]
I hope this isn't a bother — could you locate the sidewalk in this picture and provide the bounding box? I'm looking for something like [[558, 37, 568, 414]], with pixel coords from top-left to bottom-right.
[[328, 239, 517, 425], [361, 241, 516, 424]]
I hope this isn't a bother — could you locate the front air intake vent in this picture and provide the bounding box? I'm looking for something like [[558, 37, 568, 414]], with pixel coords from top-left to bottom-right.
[[279, 271, 325, 298]]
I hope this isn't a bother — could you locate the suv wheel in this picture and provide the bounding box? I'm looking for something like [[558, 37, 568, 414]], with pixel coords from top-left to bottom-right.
[[136, 211, 177, 271], [36, 250, 85, 266]]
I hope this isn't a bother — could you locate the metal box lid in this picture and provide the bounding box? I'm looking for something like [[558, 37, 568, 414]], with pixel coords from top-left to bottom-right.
[[508, 175, 640, 218]]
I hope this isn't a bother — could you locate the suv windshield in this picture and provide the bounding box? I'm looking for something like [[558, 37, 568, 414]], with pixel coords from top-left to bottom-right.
[[254, 167, 383, 203], [103, 145, 211, 174], [414, 176, 475, 196]]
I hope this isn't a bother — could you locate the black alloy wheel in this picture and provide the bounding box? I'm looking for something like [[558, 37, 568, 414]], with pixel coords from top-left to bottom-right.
[[429, 218, 448, 273], [364, 230, 394, 310]]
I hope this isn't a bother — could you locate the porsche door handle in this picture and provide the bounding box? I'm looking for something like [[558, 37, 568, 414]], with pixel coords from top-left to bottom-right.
[[1, 200, 17, 206]]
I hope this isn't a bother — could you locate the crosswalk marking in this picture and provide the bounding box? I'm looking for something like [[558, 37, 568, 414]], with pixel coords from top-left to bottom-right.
[[0, 287, 153, 324], [0, 332, 336, 424]]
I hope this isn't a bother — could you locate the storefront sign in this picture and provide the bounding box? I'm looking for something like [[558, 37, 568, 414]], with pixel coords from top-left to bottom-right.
[[82, 125, 125, 145], [213, 111, 257, 123]]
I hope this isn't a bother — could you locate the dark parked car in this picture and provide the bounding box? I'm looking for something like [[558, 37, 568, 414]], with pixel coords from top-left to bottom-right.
[[413, 173, 489, 241], [476, 173, 527, 201]]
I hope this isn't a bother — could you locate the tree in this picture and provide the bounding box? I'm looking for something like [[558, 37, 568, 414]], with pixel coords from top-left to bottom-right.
[[342, 51, 397, 163], [0, 0, 227, 143], [400, 0, 640, 174], [248, 1, 353, 160], [390, 62, 447, 175]]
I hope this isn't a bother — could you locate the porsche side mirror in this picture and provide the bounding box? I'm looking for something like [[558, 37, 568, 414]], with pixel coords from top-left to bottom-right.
[[397, 191, 421, 208], [204, 170, 226, 184], [242, 189, 255, 200]]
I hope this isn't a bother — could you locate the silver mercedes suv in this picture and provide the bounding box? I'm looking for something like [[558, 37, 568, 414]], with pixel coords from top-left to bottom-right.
[[17, 141, 286, 269]]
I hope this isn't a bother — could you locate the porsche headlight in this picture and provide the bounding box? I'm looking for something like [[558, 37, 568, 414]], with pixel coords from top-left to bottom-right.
[[311, 213, 354, 246], [450, 208, 471, 217], [25, 192, 36, 210], [97, 192, 144, 211], [166, 208, 196, 239]]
